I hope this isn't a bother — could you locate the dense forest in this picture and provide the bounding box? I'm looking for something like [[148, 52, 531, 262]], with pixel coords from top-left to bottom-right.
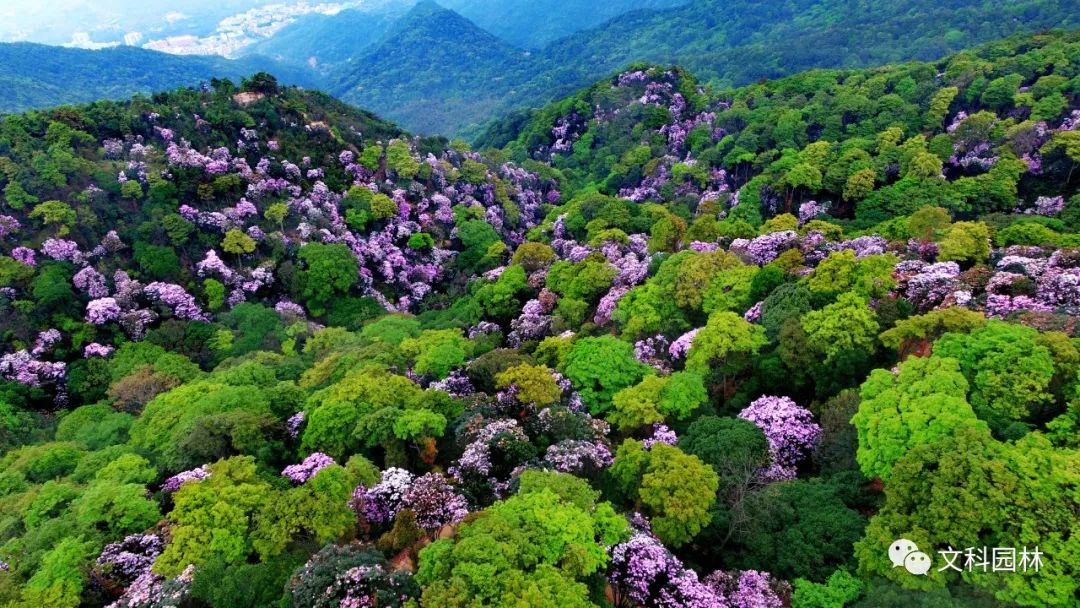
[[0, 25, 1078, 608]]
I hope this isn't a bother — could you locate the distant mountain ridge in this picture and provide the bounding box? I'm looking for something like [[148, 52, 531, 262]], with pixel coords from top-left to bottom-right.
[[438, 0, 690, 49], [327, 0, 1080, 136], [1, 0, 1078, 134], [0, 42, 321, 114]]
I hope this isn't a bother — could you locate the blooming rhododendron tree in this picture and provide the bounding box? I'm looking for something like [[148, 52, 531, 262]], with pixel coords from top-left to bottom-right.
[[738, 396, 821, 481]]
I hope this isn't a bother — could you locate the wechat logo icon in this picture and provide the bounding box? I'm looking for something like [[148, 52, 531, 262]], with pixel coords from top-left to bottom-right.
[[889, 539, 932, 575]]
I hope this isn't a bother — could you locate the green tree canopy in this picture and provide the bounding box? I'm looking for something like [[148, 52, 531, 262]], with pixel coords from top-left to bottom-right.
[[415, 475, 628, 607], [564, 336, 650, 415], [609, 440, 718, 547], [852, 356, 988, 481]]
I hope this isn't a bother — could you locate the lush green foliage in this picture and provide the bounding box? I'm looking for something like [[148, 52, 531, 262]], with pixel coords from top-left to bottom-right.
[[0, 26, 1079, 608]]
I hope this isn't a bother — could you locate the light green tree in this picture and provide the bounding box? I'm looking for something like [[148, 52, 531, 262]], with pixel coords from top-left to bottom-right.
[[802, 293, 879, 363], [415, 476, 627, 607], [852, 356, 988, 480], [609, 440, 718, 547]]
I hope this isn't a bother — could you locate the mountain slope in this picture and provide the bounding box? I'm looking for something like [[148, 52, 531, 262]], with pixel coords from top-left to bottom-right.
[[251, 0, 686, 63], [537, 0, 1080, 89], [486, 28, 1080, 227], [331, 0, 534, 135], [332, 0, 1080, 136], [2, 0, 1078, 135], [0, 42, 322, 114], [439, 0, 689, 49]]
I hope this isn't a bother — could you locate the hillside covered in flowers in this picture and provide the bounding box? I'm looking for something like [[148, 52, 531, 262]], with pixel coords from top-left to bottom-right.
[[0, 29, 1079, 608]]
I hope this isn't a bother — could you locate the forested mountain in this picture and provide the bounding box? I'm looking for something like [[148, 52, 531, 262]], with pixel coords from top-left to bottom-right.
[[250, 0, 686, 66], [330, 1, 535, 135], [537, 0, 1080, 88], [494, 0, 1080, 135], [1, 26, 1079, 607], [0, 0, 1076, 136], [437, 0, 689, 49], [0, 43, 321, 114], [328, 0, 1080, 135]]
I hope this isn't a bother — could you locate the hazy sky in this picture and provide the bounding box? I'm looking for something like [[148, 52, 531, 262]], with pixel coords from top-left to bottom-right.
[[0, 1, 275, 45]]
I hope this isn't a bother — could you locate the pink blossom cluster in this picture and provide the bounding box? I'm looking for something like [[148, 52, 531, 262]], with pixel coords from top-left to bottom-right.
[[286, 411, 306, 438], [798, 200, 829, 224], [450, 419, 528, 483], [642, 424, 678, 449], [1033, 195, 1066, 216], [30, 328, 62, 356], [834, 235, 888, 258], [634, 334, 672, 372], [608, 532, 722, 608], [106, 564, 195, 608], [428, 369, 476, 398], [896, 261, 962, 312], [595, 286, 630, 326], [401, 472, 470, 530], [508, 298, 553, 347], [732, 231, 800, 265], [275, 300, 306, 319], [0, 215, 19, 239], [543, 439, 613, 474], [96, 533, 164, 585], [41, 238, 83, 264], [11, 246, 35, 266], [704, 570, 788, 608], [744, 301, 764, 323], [351, 467, 415, 524], [319, 562, 416, 608]]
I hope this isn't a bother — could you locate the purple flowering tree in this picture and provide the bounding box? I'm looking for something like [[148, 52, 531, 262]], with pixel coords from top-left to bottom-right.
[[608, 532, 722, 608], [161, 465, 210, 493], [94, 534, 164, 588], [282, 452, 336, 484], [0, 350, 66, 388], [73, 266, 109, 298], [703, 569, 789, 608], [87, 297, 122, 325], [352, 467, 415, 525], [401, 473, 469, 531], [105, 564, 195, 608], [543, 439, 613, 475], [738, 396, 821, 481], [669, 328, 701, 360], [143, 282, 209, 321]]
